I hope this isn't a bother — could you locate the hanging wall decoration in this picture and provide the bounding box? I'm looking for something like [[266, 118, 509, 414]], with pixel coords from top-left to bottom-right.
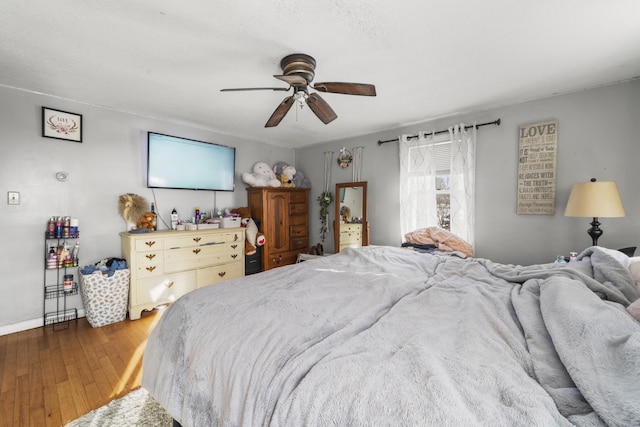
[[42, 107, 83, 142], [516, 120, 558, 215], [337, 147, 353, 168]]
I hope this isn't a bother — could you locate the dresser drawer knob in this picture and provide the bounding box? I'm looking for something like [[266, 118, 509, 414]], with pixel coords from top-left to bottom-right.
[[145, 241, 156, 247], [234, 234, 239, 241], [145, 266, 156, 272], [231, 244, 238, 249], [145, 254, 156, 260], [193, 248, 201, 254], [193, 237, 201, 243], [231, 254, 238, 259], [218, 271, 226, 278], [166, 281, 174, 288]]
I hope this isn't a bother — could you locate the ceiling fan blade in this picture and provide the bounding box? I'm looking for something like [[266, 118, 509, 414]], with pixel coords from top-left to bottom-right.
[[273, 75, 308, 86], [312, 82, 376, 96], [306, 92, 337, 124], [265, 96, 295, 128], [221, 87, 290, 92]]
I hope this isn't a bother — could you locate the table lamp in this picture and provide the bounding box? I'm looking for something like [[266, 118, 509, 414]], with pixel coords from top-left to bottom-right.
[[564, 178, 625, 246]]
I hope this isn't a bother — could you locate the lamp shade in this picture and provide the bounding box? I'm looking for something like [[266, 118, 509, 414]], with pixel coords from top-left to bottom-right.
[[564, 181, 625, 218]]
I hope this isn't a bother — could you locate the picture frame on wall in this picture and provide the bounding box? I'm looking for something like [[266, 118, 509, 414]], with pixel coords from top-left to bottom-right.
[[42, 107, 83, 142]]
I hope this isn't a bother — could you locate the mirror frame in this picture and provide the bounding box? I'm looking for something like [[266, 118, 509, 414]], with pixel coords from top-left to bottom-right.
[[333, 181, 369, 253]]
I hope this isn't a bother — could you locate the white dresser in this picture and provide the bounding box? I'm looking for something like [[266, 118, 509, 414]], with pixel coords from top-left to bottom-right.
[[120, 228, 245, 320], [339, 223, 363, 252]]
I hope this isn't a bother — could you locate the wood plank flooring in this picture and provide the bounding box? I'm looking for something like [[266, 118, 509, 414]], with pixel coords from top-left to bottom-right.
[[0, 309, 163, 427]]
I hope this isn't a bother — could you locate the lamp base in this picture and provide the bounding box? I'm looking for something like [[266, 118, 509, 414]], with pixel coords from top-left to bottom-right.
[[588, 217, 602, 246]]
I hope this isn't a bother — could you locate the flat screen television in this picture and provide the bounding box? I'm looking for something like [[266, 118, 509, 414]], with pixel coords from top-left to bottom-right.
[[147, 132, 235, 191]]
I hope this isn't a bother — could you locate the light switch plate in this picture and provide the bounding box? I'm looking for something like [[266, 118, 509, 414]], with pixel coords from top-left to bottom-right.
[[7, 191, 20, 205]]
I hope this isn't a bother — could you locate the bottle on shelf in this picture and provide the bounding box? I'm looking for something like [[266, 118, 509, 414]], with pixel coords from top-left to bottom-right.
[[63, 274, 73, 293], [69, 218, 79, 238], [47, 217, 56, 238], [71, 241, 80, 266], [55, 217, 63, 238], [46, 246, 57, 269], [62, 216, 70, 238], [171, 208, 178, 230]]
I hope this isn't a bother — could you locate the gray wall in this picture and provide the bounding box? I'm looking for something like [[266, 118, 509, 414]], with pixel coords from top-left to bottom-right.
[[0, 85, 293, 333], [297, 79, 640, 266], [2, 79, 638, 333]]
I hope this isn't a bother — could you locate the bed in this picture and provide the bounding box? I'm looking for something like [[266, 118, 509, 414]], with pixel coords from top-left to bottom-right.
[[142, 245, 640, 426]]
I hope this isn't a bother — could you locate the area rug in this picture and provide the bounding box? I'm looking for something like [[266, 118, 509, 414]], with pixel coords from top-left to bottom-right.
[[64, 387, 173, 427]]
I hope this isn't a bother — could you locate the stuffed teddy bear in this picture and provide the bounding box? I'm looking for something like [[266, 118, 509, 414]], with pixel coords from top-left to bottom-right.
[[273, 161, 311, 188], [242, 161, 281, 187], [118, 193, 149, 231], [137, 211, 157, 231], [277, 173, 295, 187]]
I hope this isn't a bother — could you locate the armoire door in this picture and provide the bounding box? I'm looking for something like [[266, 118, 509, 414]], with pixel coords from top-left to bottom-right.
[[266, 192, 289, 253]]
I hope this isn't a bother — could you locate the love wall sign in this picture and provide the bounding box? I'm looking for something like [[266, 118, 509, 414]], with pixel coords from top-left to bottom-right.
[[517, 120, 558, 215]]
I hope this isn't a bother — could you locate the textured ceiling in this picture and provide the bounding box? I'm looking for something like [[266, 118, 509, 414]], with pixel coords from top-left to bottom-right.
[[1, 1, 639, 148]]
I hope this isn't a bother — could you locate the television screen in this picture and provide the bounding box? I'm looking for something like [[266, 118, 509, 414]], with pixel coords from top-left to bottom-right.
[[147, 132, 235, 191]]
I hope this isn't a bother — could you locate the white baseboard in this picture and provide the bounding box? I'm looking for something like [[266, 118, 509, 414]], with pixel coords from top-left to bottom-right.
[[0, 309, 86, 336]]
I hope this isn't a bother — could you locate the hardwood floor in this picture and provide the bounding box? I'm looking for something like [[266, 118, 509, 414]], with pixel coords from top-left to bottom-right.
[[0, 309, 163, 427]]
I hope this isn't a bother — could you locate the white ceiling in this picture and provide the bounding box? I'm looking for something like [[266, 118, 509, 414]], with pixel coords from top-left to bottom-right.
[[2, 1, 639, 149]]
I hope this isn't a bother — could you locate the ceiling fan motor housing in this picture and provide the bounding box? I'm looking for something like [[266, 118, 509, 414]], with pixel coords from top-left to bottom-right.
[[280, 53, 316, 84]]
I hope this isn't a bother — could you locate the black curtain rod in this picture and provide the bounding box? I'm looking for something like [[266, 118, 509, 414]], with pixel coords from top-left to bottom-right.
[[377, 118, 501, 145]]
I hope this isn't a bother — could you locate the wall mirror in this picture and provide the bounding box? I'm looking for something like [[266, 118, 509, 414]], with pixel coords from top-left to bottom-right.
[[334, 181, 369, 253]]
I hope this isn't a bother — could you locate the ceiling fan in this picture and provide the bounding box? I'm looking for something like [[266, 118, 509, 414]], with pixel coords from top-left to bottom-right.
[[220, 53, 376, 127]]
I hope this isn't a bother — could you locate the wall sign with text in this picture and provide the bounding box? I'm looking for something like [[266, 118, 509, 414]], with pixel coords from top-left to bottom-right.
[[517, 120, 558, 215]]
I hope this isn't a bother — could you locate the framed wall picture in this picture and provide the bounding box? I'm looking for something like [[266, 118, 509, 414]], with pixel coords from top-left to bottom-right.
[[516, 120, 558, 215], [42, 107, 83, 142]]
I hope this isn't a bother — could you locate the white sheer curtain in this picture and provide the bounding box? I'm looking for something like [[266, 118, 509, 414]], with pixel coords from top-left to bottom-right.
[[398, 132, 438, 238], [448, 123, 476, 248], [398, 124, 476, 248]]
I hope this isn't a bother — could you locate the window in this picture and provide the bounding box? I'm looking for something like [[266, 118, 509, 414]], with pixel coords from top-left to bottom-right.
[[399, 125, 476, 247]]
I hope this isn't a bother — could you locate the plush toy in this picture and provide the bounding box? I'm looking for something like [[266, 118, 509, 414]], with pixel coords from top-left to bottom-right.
[[137, 211, 157, 230], [231, 207, 251, 219], [231, 207, 265, 255], [293, 170, 311, 188], [242, 162, 281, 187], [273, 161, 311, 188], [118, 193, 149, 231], [277, 173, 295, 187], [245, 218, 265, 255]]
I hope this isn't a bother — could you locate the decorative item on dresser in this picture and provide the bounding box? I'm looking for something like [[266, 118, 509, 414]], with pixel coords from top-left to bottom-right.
[[247, 187, 310, 270], [120, 227, 245, 320]]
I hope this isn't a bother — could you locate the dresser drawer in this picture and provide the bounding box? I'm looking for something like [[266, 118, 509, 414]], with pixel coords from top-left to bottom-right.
[[290, 236, 309, 250], [135, 258, 164, 278], [164, 243, 228, 273], [289, 203, 307, 215], [135, 238, 164, 252], [265, 250, 301, 270], [197, 262, 244, 287], [290, 225, 307, 238], [135, 270, 196, 306], [289, 191, 307, 204], [289, 215, 307, 226]]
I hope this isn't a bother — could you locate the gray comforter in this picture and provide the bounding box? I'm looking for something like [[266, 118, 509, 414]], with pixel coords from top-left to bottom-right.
[[142, 245, 640, 426]]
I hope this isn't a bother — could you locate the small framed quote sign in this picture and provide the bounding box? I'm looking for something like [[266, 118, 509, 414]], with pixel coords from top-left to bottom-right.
[[517, 120, 558, 215], [42, 107, 83, 142]]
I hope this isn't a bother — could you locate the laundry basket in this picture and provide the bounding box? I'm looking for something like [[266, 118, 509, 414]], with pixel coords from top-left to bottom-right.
[[79, 269, 130, 327]]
